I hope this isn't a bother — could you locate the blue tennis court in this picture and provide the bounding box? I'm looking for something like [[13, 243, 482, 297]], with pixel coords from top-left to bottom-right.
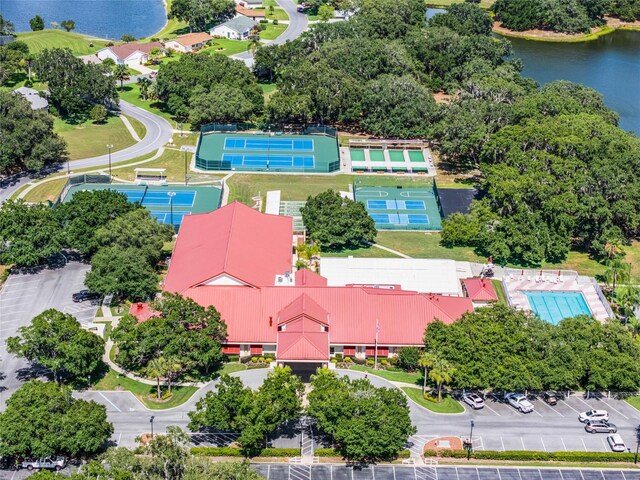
[[224, 137, 314, 152], [151, 211, 190, 227], [370, 214, 430, 225], [222, 154, 315, 169], [111, 188, 196, 207], [524, 291, 592, 324], [367, 200, 426, 210]]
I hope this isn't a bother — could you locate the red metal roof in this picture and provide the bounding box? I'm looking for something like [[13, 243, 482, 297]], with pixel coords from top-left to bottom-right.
[[277, 316, 329, 361], [463, 278, 498, 302], [164, 202, 293, 293], [278, 293, 328, 325], [129, 302, 158, 322], [181, 285, 473, 346], [295, 269, 327, 287]]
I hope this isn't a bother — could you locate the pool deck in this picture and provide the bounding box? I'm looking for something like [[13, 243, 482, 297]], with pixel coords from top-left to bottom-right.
[[503, 274, 610, 321]]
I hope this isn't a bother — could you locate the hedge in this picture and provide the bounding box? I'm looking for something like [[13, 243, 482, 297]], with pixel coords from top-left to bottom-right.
[[191, 447, 300, 458], [423, 450, 636, 463]]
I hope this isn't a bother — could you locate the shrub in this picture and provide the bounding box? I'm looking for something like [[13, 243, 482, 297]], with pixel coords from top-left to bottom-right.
[[381, 359, 388, 366], [344, 356, 351, 363], [192, 447, 244, 457], [397, 450, 411, 459], [273, 19, 279, 25], [423, 450, 637, 463], [224, 355, 239, 362], [335, 353, 343, 361], [265, 357, 273, 363], [259, 19, 269, 23], [258, 356, 265, 363], [366, 358, 374, 366], [397, 347, 421, 372], [315, 448, 339, 457], [330, 358, 338, 364], [251, 357, 258, 363], [161, 391, 172, 400], [260, 448, 300, 457]]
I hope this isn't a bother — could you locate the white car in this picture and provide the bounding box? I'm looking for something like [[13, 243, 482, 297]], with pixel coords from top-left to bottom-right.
[[607, 433, 626, 452], [506, 393, 534, 413], [462, 393, 485, 409], [21, 457, 66, 471], [578, 409, 608, 423]]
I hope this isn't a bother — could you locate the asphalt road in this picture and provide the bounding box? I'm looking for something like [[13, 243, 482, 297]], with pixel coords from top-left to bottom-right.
[[0, 99, 173, 205], [232, 0, 309, 66], [0, 260, 97, 407]]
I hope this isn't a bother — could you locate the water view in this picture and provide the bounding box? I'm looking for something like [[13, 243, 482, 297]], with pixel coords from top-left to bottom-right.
[[1, 0, 167, 40]]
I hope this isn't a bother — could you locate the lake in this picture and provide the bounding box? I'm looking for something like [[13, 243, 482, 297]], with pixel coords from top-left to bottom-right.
[[427, 9, 640, 134], [1, 0, 167, 40]]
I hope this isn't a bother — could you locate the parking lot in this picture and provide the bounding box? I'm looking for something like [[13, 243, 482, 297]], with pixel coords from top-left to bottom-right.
[[413, 391, 640, 455], [0, 260, 97, 404]]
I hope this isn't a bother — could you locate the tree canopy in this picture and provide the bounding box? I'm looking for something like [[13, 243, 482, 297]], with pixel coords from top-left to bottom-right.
[[0, 380, 113, 458], [169, 0, 236, 32], [0, 92, 67, 174], [307, 369, 415, 462], [301, 190, 376, 251], [424, 304, 640, 391], [7, 309, 104, 385], [111, 293, 228, 377]]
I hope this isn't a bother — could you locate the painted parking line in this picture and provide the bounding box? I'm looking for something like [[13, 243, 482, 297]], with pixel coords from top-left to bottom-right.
[[559, 399, 581, 414], [531, 408, 543, 417], [541, 437, 547, 452], [561, 437, 567, 451], [536, 400, 565, 417], [483, 404, 501, 416], [581, 437, 587, 451], [98, 392, 122, 412], [597, 399, 630, 420], [4, 278, 41, 286]]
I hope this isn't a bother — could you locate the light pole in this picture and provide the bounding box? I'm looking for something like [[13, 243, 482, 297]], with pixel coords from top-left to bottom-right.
[[150, 415, 155, 440], [106, 144, 113, 180], [467, 420, 475, 460], [168, 191, 176, 231]]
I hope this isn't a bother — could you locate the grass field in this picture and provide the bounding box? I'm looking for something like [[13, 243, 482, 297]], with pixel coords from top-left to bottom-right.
[[93, 368, 198, 410], [22, 177, 68, 203], [118, 83, 179, 127], [126, 115, 147, 139], [202, 39, 251, 57], [625, 396, 640, 412], [54, 115, 136, 160], [374, 232, 486, 262], [349, 365, 421, 385], [114, 148, 224, 184], [426, 0, 493, 8], [492, 279, 507, 305], [402, 387, 465, 413], [260, 22, 288, 40], [144, 0, 189, 40], [260, 83, 278, 101], [16, 30, 109, 55]]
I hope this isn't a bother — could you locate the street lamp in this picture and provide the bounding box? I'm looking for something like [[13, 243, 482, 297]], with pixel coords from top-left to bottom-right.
[[106, 144, 113, 180], [467, 420, 475, 460], [168, 191, 176, 231], [150, 415, 155, 440]]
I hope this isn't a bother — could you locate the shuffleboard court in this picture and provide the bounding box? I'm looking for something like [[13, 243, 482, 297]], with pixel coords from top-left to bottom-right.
[[354, 183, 442, 231]]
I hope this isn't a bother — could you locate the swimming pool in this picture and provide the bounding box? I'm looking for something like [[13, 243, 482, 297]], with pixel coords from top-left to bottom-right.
[[523, 291, 592, 324]]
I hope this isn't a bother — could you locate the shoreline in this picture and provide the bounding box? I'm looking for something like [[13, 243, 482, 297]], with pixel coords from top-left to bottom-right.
[[493, 17, 640, 43]]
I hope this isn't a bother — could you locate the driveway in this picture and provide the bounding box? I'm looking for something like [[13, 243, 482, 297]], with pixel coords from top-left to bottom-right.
[[232, 0, 309, 66], [0, 99, 173, 205], [0, 260, 96, 407]]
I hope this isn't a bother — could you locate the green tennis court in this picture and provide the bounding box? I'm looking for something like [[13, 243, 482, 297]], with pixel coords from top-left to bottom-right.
[[354, 184, 442, 231], [62, 183, 222, 230], [196, 132, 340, 173]]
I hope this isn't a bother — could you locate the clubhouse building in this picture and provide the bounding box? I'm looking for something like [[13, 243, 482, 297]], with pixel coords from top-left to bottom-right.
[[131, 202, 475, 371]]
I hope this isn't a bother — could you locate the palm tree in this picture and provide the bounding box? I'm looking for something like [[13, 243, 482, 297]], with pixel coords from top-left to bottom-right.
[[165, 357, 183, 395], [247, 35, 260, 56], [605, 258, 631, 294], [137, 76, 152, 100], [604, 240, 625, 260], [627, 316, 640, 340], [146, 357, 168, 400], [113, 64, 130, 90], [418, 351, 436, 396], [429, 358, 455, 403], [615, 286, 640, 322]]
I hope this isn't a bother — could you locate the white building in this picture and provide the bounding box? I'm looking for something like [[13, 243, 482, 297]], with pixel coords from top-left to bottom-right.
[[97, 42, 164, 67], [210, 16, 257, 40], [235, 0, 263, 9], [15, 86, 48, 111], [164, 32, 213, 53], [320, 257, 462, 296]]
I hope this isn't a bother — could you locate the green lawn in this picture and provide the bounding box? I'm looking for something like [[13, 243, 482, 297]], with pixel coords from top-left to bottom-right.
[[16, 30, 109, 55], [260, 83, 278, 101], [93, 368, 198, 410], [126, 114, 147, 139], [54, 115, 136, 160], [625, 396, 640, 412], [260, 22, 288, 40], [118, 83, 180, 127], [401, 387, 465, 414], [113, 148, 224, 184], [202, 39, 251, 57], [323, 245, 401, 258], [426, 0, 493, 8], [492, 279, 507, 305], [374, 232, 486, 262], [22, 177, 68, 203], [264, 7, 290, 21], [218, 363, 247, 375], [349, 365, 421, 385]]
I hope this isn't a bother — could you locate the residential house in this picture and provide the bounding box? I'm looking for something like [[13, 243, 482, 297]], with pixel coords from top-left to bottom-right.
[[235, 0, 263, 9], [236, 5, 267, 21], [164, 32, 213, 53], [15, 86, 48, 111], [210, 16, 257, 40], [96, 42, 164, 67]]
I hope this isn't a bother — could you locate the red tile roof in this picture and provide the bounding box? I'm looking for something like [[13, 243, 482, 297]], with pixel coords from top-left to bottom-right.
[[129, 302, 158, 322], [164, 202, 293, 293], [463, 278, 498, 302], [236, 5, 267, 17], [173, 32, 212, 47], [181, 285, 473, 345], [107, 42, 163, 60], [295, 269, 327, 287]]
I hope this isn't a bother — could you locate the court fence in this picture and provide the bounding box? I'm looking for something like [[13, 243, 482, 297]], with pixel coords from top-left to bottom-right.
[[432, 179, 446, 221], [56, 174, 112, 205], [200, 123, 337, 139]]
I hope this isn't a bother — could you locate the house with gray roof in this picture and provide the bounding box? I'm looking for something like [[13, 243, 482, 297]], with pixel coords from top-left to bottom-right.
[[15, 87, 49, 111], [210, 16, 257, 40]]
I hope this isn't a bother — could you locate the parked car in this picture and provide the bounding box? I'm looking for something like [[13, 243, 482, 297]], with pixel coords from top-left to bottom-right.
[[578, 409, 608, 423], [607, 434, 626, 452], [21, 457, 66, 471], [72, 289, 100, 303], [542, 391, 558, 406], [462, 393, 485, 409], [585, 421, 617, 434], [506, 393, 534, 413]]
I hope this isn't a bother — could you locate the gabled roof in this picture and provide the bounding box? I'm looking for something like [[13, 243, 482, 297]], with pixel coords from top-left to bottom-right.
[[278, 293, 328, 326], [236, 5, 266, 17], [15, 87, 48, 110], [463, 278, 498, 302], [278, 329, 329, 361], [104, 42, 163, 60], [172, 32, 212, 47], [129, 302, 158, 322], [214, 16, 257, 34], [164, 202, 293, 293], [295, 269, 327, 287]]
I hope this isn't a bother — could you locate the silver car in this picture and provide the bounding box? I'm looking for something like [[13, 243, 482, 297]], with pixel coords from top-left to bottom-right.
[[462, 393, 485, 409], [506, 393, 534, 413], [607, 434, 626, 452], [21, 457, 66, 471], [585, 421, 617, 434]]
